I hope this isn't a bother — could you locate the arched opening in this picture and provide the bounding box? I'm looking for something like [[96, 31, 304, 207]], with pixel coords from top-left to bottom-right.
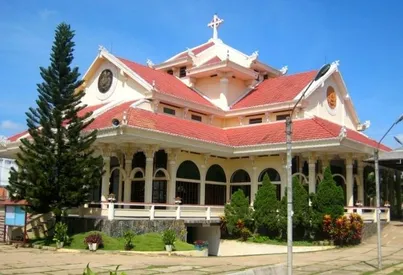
[[333, 174, 347, 205], [176, 161, 200, 204], [230, 169, 251, 203], [205, 164, 226, 205], [259, 168, 281, 200], [130, 169, 145, 208], [293, 172, 308, 193], [109, 156, 122, 201], [152, 168, 168, 205], [364, 166, 375, 206]]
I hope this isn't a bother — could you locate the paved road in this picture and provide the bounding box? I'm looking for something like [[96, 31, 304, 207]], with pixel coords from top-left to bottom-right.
[[1, 222, 403, 275]]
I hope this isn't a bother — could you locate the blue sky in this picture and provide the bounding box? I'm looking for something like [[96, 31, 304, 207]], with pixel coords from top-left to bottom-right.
[[0, 1, 402, 147]]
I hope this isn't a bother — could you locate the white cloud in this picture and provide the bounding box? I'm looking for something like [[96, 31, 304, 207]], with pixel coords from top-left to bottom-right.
[[0, 120, 24, 131], [38, 9, 57, 21]]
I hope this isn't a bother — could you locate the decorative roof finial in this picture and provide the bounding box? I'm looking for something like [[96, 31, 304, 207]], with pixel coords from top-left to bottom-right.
[[207, 14, 224, 40], [280, 66, 288, 75], [146, 59, 154, 68]]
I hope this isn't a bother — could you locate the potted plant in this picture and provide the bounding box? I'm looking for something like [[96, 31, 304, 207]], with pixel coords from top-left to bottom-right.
[[53, 222, 69, 249], [193, 240, 208, 251], [84, 232, 103, 251], [162, 229, 176, 252], [123, 230, 135, 251]]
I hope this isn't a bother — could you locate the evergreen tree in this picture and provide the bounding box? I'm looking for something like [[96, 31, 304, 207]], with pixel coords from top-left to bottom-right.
[[278, 177, 311, 240], [253, 173, 279, 237], [311, 167, 344, 232], [224, 189, 253, 236], [7, 23, 103, 221]]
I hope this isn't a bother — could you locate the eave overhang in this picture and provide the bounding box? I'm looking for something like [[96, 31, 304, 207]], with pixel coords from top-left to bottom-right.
[[188, 60, 258, 80]]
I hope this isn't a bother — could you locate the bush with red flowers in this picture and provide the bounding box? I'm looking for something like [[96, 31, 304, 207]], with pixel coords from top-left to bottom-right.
[[322, 213, 363, 246]]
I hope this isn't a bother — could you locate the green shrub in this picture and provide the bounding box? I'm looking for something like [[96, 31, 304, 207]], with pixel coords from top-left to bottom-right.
[[253, 173, 279, 238], [224, 189, 253, 236], [311, 167, 345, 236], [278, 177, 311, 240], [53, 222, 69, 244], [162, 229, 176, 246], [123, 230, 135, 251]]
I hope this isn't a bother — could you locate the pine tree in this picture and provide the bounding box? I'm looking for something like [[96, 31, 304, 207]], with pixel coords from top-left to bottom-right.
[[253, 173, 279, 237], [311, 166, 344, 232], [278, 177, 311, 240], [7, 23, 103, 221], [224, 189, 253, 236]]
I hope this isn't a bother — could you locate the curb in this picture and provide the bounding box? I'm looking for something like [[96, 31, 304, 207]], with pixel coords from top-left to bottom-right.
[[30, 245, 207, 257], [230, 264, 286, 275]]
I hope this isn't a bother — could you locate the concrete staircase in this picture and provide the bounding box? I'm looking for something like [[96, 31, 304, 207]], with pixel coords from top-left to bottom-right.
[[25, 212, 55, 239]]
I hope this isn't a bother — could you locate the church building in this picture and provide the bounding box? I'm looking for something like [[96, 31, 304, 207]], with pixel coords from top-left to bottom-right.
[[1, 15, 390, 220]]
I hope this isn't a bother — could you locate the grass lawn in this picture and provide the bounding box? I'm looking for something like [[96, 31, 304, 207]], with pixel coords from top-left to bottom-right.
[[32, 231, 194, 251]]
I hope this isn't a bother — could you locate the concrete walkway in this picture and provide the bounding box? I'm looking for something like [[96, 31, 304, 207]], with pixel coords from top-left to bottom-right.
[[0, 222, 402, 274]]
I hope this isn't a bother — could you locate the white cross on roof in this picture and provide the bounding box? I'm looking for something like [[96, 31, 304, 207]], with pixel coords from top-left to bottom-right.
[[208, 14, 224, 40]]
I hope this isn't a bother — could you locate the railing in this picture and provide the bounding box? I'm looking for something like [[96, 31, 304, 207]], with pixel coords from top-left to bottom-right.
[[344, 207, 390, 222], [68, 202, 225, 221]]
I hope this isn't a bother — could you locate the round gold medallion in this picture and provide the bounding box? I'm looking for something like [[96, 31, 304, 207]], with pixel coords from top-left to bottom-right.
[[326, 86, 337, 109], [98, 69, 113, 93]]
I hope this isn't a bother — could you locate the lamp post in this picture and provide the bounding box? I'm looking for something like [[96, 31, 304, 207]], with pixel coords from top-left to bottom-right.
[[286, 63, 331, 275], [374, 114, 403, 270]]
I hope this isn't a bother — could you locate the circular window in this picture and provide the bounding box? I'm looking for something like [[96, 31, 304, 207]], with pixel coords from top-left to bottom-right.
[[98, 69, 113, 93], [326, 86, 337, 110]]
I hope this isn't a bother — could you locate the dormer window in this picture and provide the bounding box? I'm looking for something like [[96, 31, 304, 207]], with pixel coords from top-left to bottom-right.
[[163, 107, 176, 115], [249, 118, 262, 124], [191, 114, 202, 122], [167, 69, 173, 75], [179, 66, 187, 78]]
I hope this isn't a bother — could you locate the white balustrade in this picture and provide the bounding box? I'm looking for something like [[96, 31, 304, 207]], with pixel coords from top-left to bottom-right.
[[70, 202, 224, 221], [344, 207, 390, 222]]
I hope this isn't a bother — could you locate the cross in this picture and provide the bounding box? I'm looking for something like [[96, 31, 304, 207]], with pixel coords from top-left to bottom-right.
[[208, 14, 224, 40]]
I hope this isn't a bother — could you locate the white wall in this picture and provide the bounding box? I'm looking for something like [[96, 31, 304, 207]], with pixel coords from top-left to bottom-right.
[[81, 60, 147, 106], [305, 76, 356, 129], [194, 226, 221, 256], [0, 158, 16, 186]]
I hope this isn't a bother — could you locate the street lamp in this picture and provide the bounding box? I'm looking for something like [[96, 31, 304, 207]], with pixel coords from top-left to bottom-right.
[[285, 63, 330, 275], [374, 114, 403, 269]]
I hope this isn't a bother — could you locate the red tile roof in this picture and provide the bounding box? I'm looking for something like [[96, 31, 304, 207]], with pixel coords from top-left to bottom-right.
[[118, 58, 215, 108], [231, 71, 317, 109], [7, 103, 391, 152], [86, 102, 391, 152], [175, 41, 215, 59], [201, 56, 222, 66], [8, 103, 106, 142]]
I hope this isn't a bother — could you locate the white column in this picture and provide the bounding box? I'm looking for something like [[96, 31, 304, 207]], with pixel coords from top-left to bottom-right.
[[346, 156, 354, 207], [118, 153, 124, 202], [124, 157, 132, 204], [308, 153, 316, 194], [101, 156, 111, 209], [281, 154, 287, 198], [357, 161, 365, 205], [168, 157, 177, 204], [219, 73, 231, 109], [251, 166, 258, 204], [144, 149, 155, 204], [200, 164, 206, 205], [322, 154, 330, 172]]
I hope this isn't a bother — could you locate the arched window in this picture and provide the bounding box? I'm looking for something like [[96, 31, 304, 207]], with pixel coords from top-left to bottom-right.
[[258, 168, 281, 200], [205, 164, 226, 205], [206, 164, 226, 182], [153, 168, 169, 205], [259, 168, 281, 182], [130, 168, 145, 207], [230, 169, 251, 203], [176, 161, 200, 204], [177, 161, 200, 180], [231, 169, 251, 183]]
